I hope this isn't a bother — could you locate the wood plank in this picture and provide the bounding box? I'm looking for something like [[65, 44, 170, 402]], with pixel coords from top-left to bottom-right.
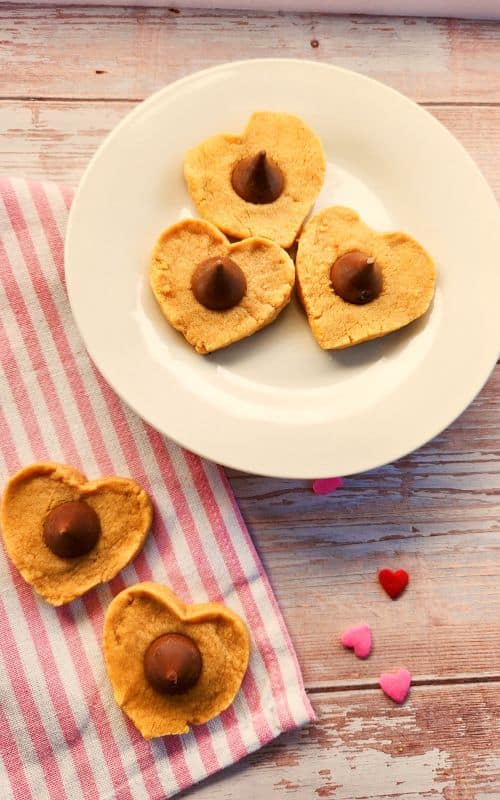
[[0, 7, 500, 103], [228, 366, 500, 688], [1, 100, 499, 204], [179, 682, 500, 798], [0, 100, 132, 184]]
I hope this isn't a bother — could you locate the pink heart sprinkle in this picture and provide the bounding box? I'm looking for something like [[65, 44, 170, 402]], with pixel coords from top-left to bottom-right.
[[341, 624, 372, 659], [312, 477, 344, 495], [379, 668, 412, 704]]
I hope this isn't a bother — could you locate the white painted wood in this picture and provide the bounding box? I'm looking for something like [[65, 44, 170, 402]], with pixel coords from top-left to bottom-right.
[[1, 101, 499, 202], [3, 1, 500, 22], [179, 683, 500, 798], [0, 8, 500, 102]]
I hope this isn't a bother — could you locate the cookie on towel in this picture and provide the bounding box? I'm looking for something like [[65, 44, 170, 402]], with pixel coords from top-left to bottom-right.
[[103, 582, 250, 737], [0, 462, 153, 605]]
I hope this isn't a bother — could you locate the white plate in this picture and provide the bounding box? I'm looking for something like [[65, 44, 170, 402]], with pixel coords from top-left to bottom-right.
[[65, 59, 500, 479]]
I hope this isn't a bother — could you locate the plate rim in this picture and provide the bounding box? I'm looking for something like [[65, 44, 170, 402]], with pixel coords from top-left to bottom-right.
[[65, 57, 500, 478]]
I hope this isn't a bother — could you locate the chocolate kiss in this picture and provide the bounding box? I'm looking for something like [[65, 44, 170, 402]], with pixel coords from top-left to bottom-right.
[[330, 251, 383, 305], [191, 256, 247, 311], [231, 150, 284, 204], [43, 500, 101, 558], [144, 633, 202, 695]]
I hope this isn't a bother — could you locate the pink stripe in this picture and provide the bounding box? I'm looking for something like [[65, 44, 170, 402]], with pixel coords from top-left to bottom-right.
[[192, 726, 222, 774], [186, 452, 296, 731], [0, 391, 117, 800], [0, 283, 48, 460], [0, 599, 67, 799], [0, 188, 149, 800], [0, 703, 33, 800], [89, 366, 211, 785], [163, 738, 194, 794], [0, 405, 24, 474], [218, 467, 315, 724], [59, 182, 73, 211], [144, 426, 270, 751], [28, 181, 175, 798]]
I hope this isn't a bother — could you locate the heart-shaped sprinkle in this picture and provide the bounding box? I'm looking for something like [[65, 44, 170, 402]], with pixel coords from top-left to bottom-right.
[[312, 477, 343, 495], [378, 568, 409, 599], [379, 668, 412, 704], [341, 624, 372, 659]]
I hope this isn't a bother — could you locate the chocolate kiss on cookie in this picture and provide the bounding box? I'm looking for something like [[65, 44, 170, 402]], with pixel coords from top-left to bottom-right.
[[0, 462, 153, 605], [150, 218, 295, 354], [296, 206, 436, 349], [184, 112, 326, 248], [103, 582, 250, 737]]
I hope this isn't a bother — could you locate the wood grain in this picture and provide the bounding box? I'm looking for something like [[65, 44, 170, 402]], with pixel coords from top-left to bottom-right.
[[179, 682, 500, 798], [0, 8, 500, 103], [228, 366, 500, 687], [1, 100, 499, 201], [0, 6, 499, 797]]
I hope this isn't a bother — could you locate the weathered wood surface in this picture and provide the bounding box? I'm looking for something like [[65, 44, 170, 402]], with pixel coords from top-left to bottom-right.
[[1, 101, 499, 202], [0, 6, 499, 798], [228, 365, 500, 687], [0, 7, 500, 103], [179, 682, 500, 799]]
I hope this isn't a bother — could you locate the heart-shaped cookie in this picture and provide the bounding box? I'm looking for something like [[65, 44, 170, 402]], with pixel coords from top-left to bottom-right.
[[0, 462, 153, 605], [296, 206, 436, 349], [184, 112, 326, 248], [150, 218, 295, 353], [103, 582, 250, 737]]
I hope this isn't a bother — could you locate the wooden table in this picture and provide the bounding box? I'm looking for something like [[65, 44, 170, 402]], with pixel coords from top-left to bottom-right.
[[1, 7, 499, 798]]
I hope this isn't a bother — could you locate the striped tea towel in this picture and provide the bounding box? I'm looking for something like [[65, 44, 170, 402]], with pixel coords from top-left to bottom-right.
[[0, 177, 314, 800]]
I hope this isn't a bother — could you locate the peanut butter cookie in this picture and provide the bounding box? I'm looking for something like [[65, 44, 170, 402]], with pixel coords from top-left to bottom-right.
[[150, 218, 295, 354], [296, 206, 436, 349], [0, 462, 153, 605], [184, 112, 326, 248], [103, 582, 250, 737]]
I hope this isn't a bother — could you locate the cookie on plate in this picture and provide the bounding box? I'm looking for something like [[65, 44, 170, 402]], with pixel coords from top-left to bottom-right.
[[150, 217, 295, 354], [103, 582, 250, 737], [296, 206, 436, 349], [0, 462, 153, 605], [184, 112, 326, 248]]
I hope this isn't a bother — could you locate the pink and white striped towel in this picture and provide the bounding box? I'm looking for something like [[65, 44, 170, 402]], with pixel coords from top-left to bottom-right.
[[0, 177, 314, 800]]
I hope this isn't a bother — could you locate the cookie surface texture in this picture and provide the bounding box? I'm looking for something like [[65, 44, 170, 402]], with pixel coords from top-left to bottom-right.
[[103, 582, 250, 737], [184, 112, 326, 248], [150, 218, 295, 353], [0, 462, 153, 605], [296, 206, 436, 349]]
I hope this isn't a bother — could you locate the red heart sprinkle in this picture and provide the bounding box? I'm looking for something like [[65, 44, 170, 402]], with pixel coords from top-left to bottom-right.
[[378, 568, 409, 599]]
